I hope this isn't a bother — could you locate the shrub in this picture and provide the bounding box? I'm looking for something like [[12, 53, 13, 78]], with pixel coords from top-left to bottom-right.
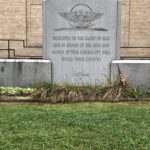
[[0, 87, 34, 96]]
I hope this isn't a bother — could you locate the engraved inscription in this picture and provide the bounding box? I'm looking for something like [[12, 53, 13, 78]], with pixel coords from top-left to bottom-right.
[[52, 35, 110, 62]]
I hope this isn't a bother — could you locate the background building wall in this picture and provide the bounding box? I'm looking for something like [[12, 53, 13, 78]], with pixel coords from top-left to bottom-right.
[[0, 0, 42, 58], [121, 0, 150, 58], [0, 0, 150, 58]]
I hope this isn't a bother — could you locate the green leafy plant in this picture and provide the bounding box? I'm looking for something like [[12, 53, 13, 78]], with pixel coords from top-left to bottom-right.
[[0, 87, 34, 96], [131, 88, 144, 99]]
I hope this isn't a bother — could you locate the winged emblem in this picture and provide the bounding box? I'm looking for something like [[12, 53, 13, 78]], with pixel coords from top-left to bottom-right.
[[59, 10, 104, 29]]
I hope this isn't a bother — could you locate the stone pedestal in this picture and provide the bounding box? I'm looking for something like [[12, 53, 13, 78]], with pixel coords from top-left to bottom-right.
[[0, 59, 51, 86], [111, 60, 150, 87]]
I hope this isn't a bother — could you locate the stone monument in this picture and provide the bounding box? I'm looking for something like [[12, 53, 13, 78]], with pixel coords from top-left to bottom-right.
[[43, 0, 120, 85]]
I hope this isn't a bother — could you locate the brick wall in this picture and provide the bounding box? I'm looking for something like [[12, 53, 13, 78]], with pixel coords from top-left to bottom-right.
[[0, 0, 42, 58], [121, 0, 150, 58]]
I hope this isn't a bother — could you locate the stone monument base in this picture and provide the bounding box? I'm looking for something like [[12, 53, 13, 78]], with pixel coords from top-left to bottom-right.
[[0, 59, 51, 87], [111, 60, 150, 88], [1, 59, 150, 88]]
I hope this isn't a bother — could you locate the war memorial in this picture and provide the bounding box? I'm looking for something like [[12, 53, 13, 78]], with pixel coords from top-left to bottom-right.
[[0, 0, 149, 87], [43, 0, 120, 85]]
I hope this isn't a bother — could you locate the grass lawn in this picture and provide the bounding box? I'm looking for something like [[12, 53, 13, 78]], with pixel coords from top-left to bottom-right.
[[0, 102, 150, 150]]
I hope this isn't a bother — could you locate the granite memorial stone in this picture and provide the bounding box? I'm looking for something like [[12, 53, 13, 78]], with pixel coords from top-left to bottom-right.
[[43, 0, 120, 85]]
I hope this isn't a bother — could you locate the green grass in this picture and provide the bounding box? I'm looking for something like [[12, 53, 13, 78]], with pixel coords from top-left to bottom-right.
[[0, 102, 150, 150]]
